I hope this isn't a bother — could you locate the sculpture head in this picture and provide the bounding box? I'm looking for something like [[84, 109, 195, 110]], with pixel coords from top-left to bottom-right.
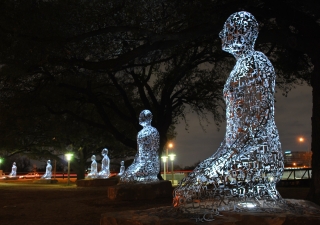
[[102, 148, 108, 156], [91, 155, 96, 161], [120, 161, 124, 166], [13, 162, 16, 166], [219, 11, 259, 58], [139, 110, 153, 127], [47, 160, 51, 164]]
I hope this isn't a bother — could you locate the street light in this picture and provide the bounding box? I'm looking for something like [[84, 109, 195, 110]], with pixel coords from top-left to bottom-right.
[[168, 153, 176, 185], [65, 153, 73, 185], [161, 156, 168, 180], [166, 142, 173, 171], [298, 136, 312, 167]]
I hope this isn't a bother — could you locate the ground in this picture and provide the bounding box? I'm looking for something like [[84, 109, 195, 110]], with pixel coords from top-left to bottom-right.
[[0, 179, 310, 225]]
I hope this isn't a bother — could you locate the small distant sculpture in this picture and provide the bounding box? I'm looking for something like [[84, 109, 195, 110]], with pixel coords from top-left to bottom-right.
[[120, 110, 160, 183], [41, 160, 52, 179], [98, 148, 110, 179], [173, 11, 284, 211], [118, 161, 125, 176], [9, 162, 17, 177], [86, 155, 98, 179]]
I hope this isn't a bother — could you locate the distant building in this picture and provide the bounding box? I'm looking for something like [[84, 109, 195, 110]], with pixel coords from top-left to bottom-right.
[[283, 150, 312, 168]]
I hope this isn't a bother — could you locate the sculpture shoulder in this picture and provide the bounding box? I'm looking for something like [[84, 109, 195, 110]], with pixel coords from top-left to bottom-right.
[[238, 51, 275, 78], [139, 126, 159, 136], [249, 51, 274, 71]]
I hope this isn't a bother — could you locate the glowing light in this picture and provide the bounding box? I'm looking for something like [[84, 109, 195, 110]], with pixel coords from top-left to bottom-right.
[[299, 137, 305, 142], [238, 202, 256, 208], [168, 153, 176, 161], [168, 143, 173, 148], [120, 110, 160, 183], [161, 156, 168, 162], [173, 11, 284, 211], [65, 153, 73, 161]]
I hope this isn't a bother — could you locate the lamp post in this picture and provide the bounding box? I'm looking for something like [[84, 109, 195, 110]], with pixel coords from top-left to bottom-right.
[[65, 153, 73, 185], [298, 136, 311, 167], [166, 142, 173, 171], [168, 153, 176, 185], [161, 156, 168, 180]]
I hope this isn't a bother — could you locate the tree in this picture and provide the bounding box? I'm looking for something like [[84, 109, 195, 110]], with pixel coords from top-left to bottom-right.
[[0, 0, 318, 198], [0, 0, 227, 180]]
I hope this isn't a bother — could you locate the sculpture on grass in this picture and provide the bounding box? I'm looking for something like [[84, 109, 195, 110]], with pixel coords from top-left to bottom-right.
[[9, 162, 17, 177], [41, 160, 52, 179], [173, 11, 284, 212], [98, 148, 110, 179], [120, 110, 160, 183], [86, 155, 98, 179]]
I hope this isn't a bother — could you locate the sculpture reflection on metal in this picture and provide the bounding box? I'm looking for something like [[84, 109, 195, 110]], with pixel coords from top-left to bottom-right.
[[41, 160, 52, 179], [86, 155, 98, 179], [9, 162, 17, 177], [120, 110, 160, 183], [98, 148, 110, 179], [118, 161, 125, 177], [173, 11, 284, 213]]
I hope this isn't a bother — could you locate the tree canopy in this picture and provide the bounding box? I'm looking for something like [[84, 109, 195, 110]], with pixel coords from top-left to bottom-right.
[[0, 0, 318, 194]]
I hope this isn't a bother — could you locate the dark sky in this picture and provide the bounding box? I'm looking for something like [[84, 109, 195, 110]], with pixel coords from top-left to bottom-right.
[[173, 84, 312, 167]]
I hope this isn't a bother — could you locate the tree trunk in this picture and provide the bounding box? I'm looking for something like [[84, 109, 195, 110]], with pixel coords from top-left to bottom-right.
[[71, 160, 86, 180], [307, 60, 320, 205]]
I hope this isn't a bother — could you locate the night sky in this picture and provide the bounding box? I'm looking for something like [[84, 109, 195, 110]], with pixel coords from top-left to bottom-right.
[[173, 84, 312, 167]]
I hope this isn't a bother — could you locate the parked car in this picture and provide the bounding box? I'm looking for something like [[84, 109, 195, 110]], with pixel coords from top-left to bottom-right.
[[19, 173, 40, 179]]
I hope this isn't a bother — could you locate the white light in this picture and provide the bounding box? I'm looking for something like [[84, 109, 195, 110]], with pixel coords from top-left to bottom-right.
[[238, 202, 256, 208], [65, 153, 73, 161], [168, 153, 176, 161], [161, 156, 168, 162]]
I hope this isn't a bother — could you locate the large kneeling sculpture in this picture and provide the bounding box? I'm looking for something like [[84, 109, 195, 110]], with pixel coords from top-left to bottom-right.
[[120, 110, 160, 183], [173, 11, 284, 211]]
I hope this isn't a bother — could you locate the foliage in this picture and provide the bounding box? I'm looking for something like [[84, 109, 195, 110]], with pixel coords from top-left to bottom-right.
[[0, 0, 318, 183]]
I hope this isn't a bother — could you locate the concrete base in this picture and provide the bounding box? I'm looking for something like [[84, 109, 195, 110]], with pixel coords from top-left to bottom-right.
[[107, 180, 173, 201], [76, 177, 119, 187], [33, 179, 58, 184], [100, 199, 320, 225]]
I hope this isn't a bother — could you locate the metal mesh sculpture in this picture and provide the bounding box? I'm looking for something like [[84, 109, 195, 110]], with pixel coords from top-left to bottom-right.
[[86, 155, 98, 179], [98, 148, 110, 179], [120, 110, 160, 183], [9, 162, 17, 177], [118, 161, 125, 177], [41, 160, 52, 179], [173, 11, 284, 212]]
